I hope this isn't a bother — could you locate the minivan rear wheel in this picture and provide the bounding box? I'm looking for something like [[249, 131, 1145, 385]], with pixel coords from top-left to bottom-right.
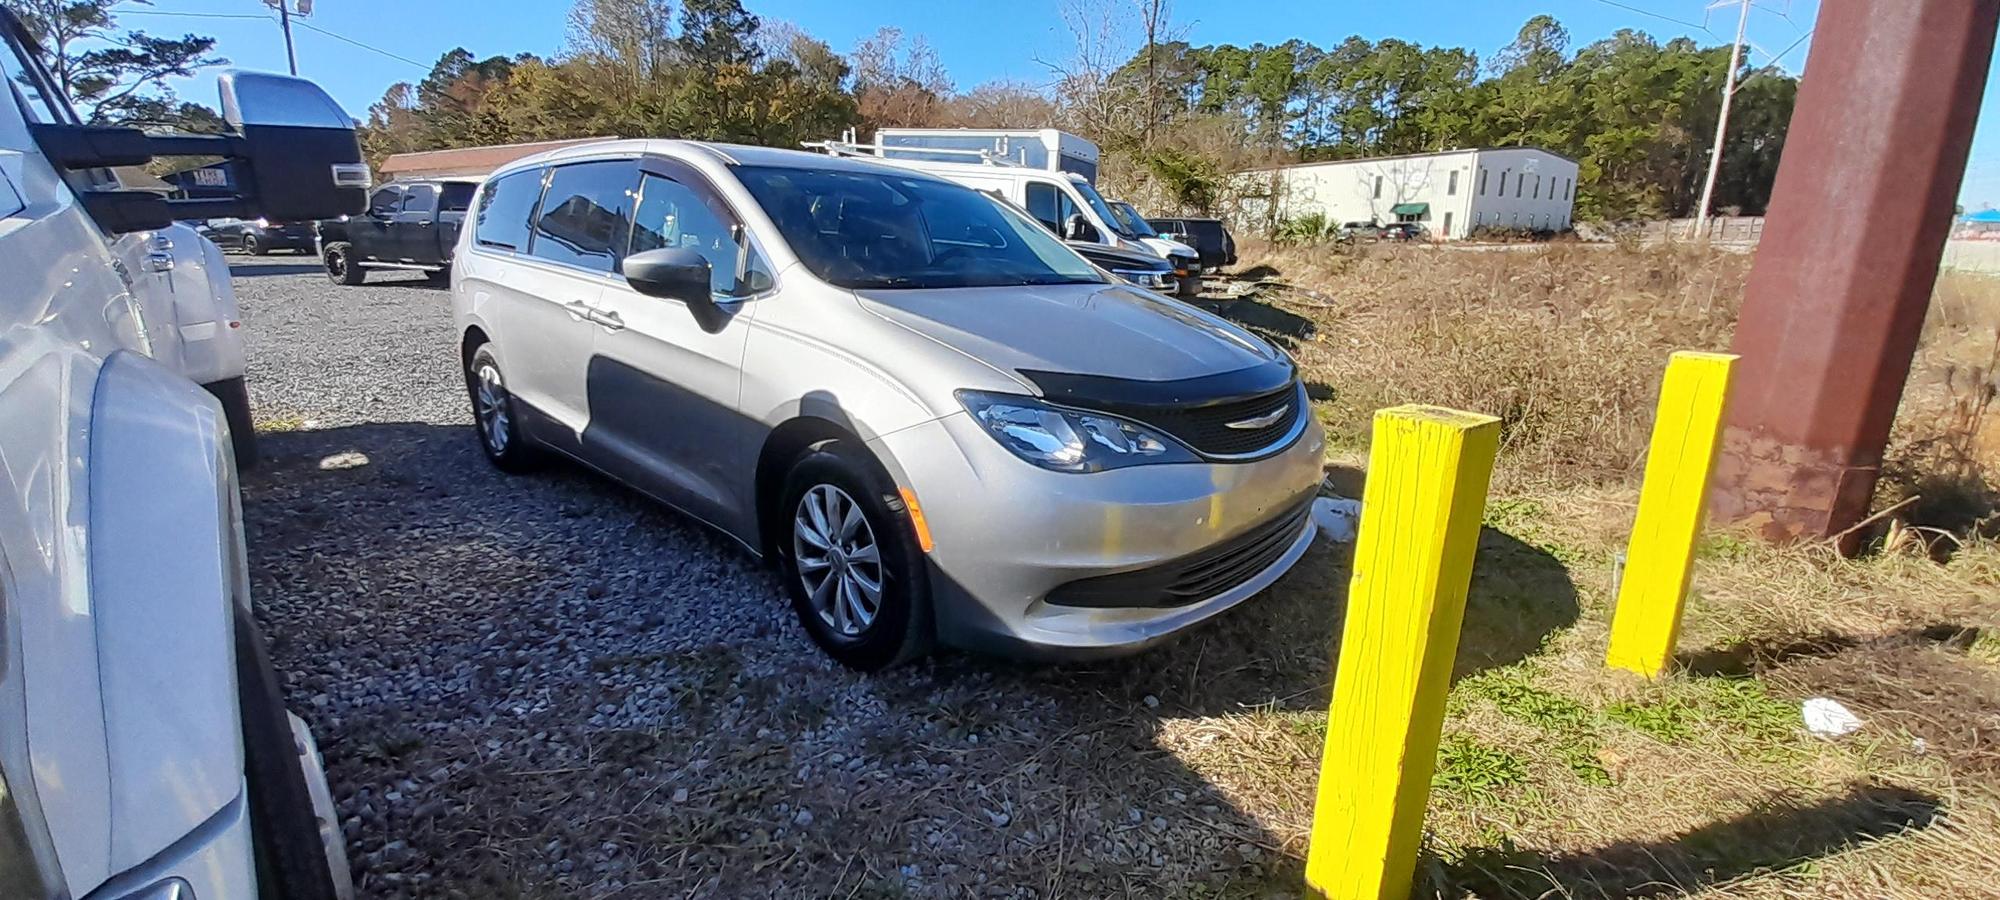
[[466, 344, 540, 473], [778, 442, 931, 670]]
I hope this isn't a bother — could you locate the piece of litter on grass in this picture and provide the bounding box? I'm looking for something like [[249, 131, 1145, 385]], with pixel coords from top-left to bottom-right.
[[1803, 697, 1864, 738], [1312, 496, 1362, 542]]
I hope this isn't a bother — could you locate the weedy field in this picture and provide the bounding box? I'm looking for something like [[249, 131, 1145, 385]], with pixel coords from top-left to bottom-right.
[[1184, 241, 2000, 898]]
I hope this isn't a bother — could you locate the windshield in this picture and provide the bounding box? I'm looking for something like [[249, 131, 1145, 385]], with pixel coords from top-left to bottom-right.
[[1071, 179, 1131, 239], [1109, 202, 1159, 238], [735, 165, 1108, 290]]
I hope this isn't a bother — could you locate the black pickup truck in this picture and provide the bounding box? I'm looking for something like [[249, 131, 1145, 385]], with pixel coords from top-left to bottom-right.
[[316, 178, 478, 284]]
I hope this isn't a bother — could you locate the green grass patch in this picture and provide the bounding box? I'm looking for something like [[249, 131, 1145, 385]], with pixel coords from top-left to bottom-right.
[[1605, 696, 1699, 744], [1433, 734, 1529, 800], [1458, 666, 1593, 732]]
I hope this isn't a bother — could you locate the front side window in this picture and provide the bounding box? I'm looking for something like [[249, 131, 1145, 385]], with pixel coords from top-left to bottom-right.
[[629, 173, 768, 297], [531, 159, 637, 273], [735, 165, 1105, 291], [0, 20, 75, 126], [1024, 181, 1067, 233], [367, 186, 402, 215], [473, 167, 544, 251], [1068, 179, 1124, 237], [402, 184, 437, 214]]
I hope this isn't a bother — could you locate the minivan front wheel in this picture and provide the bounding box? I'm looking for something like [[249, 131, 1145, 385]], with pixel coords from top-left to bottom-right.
[[778, 442, 931, 670]]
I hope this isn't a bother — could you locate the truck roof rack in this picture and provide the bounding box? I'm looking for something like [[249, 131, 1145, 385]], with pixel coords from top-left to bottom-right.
[[803, 127, 1026, 169]]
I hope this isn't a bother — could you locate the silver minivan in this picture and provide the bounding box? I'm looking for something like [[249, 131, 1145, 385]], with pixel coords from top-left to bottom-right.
[[450, 140, 1325, 670]]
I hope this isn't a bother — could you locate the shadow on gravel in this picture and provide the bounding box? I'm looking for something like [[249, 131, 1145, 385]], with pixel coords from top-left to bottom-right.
[[241, 421, 1578, 898], [229, 263, 326, 278]]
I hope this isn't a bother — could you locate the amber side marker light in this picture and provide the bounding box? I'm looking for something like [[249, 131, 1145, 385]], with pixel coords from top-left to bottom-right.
[[899, 487, 935, 552]]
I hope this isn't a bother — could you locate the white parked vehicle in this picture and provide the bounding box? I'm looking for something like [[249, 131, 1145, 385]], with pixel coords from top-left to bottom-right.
[[0, 8, 365, 899], [451, 140, 1323, 671], [811, 134, 1205, 297], [872, 127, 1101, 182], [111, 222, 261, 463]]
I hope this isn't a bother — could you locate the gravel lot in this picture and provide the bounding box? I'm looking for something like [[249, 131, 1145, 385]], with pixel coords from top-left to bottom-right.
[[231, 255, 1342, 899]]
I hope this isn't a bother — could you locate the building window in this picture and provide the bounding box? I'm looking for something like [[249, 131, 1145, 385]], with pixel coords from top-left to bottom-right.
[[1478, 168, 1488, 195], [1373, 175, 1382, 199], [1516, 175, 1525, 198], [1443, 211, 1453, 236], [1499, 170, 1508, 196], [1448, 171, 1458, 195], [1533, 176, 1541, 200], [1566, 178, 1574, 201]]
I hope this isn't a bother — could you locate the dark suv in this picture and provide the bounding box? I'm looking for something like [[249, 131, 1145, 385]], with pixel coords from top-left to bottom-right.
[[316, 178, 478, 284], [1145, 216, 1237, 270], [197, 216, 317, 254]]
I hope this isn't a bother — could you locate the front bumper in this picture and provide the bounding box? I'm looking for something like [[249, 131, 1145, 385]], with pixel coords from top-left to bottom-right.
[[871, 409, 1326, 659]]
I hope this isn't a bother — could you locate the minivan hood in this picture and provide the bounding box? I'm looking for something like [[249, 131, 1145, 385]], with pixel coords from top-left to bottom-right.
[[853, 282, 1282, 385]]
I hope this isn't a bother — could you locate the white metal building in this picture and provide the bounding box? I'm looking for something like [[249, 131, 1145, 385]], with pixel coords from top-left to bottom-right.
[[1240, 147, 1580, 239]]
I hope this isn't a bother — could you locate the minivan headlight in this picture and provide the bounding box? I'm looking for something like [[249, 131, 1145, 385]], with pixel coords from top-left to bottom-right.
[[957, 391, 1195, 472]]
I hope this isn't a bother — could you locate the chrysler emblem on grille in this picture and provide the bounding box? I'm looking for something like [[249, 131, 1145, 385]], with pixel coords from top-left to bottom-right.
[[1224, 404, 1290, 430]]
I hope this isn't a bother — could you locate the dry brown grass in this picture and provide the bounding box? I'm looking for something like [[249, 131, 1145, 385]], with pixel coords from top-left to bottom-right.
[[1171, 242, 2000, 899]]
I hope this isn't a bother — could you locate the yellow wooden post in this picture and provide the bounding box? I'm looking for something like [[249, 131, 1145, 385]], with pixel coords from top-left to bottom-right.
[[1305, 405, 1500, 900], [1605, 351, 1739, 678]]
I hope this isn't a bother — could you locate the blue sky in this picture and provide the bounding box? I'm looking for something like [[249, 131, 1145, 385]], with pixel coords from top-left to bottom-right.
[[144, 0, 2000, 208]]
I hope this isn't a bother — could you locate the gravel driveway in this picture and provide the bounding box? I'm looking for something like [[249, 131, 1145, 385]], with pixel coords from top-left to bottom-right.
[[230, 255, 1342, 899]]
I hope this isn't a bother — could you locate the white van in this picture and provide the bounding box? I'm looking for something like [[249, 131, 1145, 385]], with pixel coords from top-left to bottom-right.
[[812, 137, 1204, 297], [873, 127, 1100, 182]]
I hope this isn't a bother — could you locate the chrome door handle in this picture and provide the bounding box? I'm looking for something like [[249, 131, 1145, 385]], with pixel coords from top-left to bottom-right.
[[590, 309, 625, 331], [561, 300, 592, 320]]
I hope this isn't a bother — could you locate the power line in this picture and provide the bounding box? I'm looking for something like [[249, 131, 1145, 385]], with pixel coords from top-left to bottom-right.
[[290, 20, 430, 70], [1581, 0, 1716, 34], [121, 10, 275, 20]]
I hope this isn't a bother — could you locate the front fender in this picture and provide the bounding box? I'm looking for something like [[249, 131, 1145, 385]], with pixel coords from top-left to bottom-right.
[[87, 349, 246, 875]]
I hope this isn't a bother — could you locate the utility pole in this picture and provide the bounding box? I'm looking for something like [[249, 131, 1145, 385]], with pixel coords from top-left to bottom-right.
[[264, 0, 302, 75], [1711, 0, 1999, 549], [1688, 0, 1751, 241]]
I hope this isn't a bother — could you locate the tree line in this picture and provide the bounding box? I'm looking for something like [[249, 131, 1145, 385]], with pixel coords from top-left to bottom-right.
[[7, 0, 1798, 225]]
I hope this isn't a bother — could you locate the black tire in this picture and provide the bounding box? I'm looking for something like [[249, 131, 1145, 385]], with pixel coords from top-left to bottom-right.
[[776, 441, 932, 671], [205, 376, 259, 470], [323, 242, 365, 285], [244, 233, 268, 256], [465, 343, 541, 473], [1176, 274, 1203, 298], [235, 608, 345, 900]]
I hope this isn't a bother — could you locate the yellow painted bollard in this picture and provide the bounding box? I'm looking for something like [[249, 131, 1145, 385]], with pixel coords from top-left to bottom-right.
[[1305, 405, 1500, 900], [1605, 351, 1739, 679]]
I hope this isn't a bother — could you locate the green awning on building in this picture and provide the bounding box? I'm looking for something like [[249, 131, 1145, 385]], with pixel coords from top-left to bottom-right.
[[1389, 202, 1429, 216]]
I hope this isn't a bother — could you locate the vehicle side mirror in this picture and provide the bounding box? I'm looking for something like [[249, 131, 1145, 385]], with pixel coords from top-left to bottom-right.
[[625, 247, 731, 332], [1063, 213, 1099, 243], [215, 71, 369, 222]]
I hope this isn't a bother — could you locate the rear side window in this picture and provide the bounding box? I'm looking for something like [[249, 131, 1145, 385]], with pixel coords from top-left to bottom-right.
[[439, 182, 476, 213], [401, 184, 436, 214], [474, 168, 544, 252], [531, 160, 637, 273]]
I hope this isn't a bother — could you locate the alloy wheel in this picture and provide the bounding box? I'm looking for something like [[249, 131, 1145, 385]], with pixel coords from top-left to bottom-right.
[[473, 362, 510, 455], [792, 484, 883, 637]]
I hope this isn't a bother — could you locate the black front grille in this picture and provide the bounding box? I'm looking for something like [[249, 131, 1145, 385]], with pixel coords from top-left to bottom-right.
[[1136, 383, 1304, 457], [1047, 497, 1315, 608]]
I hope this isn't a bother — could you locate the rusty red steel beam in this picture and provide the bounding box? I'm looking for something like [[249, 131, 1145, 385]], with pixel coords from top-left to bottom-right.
[[1712, 0, 2000, 548]]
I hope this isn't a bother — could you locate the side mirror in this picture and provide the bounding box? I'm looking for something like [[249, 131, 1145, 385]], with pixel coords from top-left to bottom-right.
[[625, 247, 731, 332], [217, 71, 370, 222], [25, 69, 367, 232], [1063, 213, 1100, 243]]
